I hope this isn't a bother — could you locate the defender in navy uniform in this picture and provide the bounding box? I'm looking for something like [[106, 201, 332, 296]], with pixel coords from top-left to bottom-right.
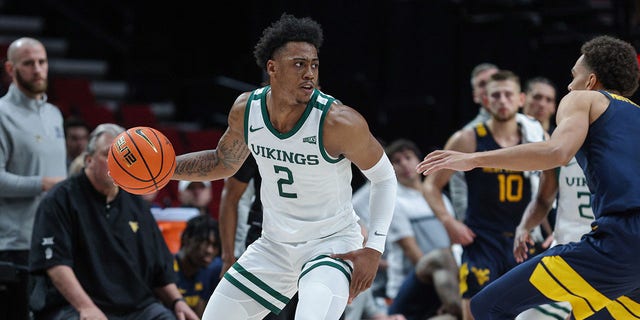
[[422, 70, 545, 319], [417, 35, 640, 320]]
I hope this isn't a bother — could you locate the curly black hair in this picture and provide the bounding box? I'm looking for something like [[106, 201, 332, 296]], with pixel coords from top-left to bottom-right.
[[180, 214, 220, 249], [253, 13, 323, 71], [581, 35, 640, 97]]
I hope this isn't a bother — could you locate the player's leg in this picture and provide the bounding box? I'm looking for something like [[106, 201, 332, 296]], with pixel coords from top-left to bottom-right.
[[515, 302, 572, 320], [203, 238, 298, 320], [294, 222, 362, 320], [470, 253, 555, 320], [591, 287, 640, 320], [473, 214, 640, 320], [535, 214, 640, 320], [295, 257, 351, 320], [203, 277, 272, 320]]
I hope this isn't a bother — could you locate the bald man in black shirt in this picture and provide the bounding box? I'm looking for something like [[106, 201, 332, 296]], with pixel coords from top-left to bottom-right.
[[29, 124, 198, 320]]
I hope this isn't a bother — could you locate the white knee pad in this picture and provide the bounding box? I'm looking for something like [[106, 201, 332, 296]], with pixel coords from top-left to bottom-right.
[[202, 279, 272, 320], [296, 265, 350, 320]]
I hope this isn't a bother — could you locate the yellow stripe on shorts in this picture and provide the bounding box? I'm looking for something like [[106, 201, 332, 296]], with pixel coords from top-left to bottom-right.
[[529, 256, 640, 319], [606, 296, 640, 319]]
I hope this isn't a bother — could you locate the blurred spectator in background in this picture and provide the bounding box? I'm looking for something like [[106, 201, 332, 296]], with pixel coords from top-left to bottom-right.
[[464, 63, 500, 130], [63, 116, 90, 171], [381, 139, 453, 301], [521, 76, 558, 239], [380, 139, 457, 320], [389, 247, 461, 320], [178, 180, 213, 216], [0, 37, 66, 320], [522, 76, 557, 133], [174, 214, 222, 318], [68, 152, 86, 176]]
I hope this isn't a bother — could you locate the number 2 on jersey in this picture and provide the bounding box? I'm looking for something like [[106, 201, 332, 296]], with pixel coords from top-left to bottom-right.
[[274, 165, 297, 198], [577, 191, 594, 219]]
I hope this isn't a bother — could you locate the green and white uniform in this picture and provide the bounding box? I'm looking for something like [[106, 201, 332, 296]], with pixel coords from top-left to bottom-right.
[[244, 86, 359, 243], [553, 158, 594, 245], [204, 87, 368, 320]]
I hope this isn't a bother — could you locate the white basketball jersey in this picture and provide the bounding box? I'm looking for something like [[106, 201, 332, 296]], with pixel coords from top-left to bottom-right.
[[244, 86, 358, 243], [554, 157, 594, 245]]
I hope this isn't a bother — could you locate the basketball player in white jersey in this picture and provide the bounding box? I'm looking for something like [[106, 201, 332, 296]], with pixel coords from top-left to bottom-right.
[[171, 14, 397, 320], [513, 158, 594, 320]]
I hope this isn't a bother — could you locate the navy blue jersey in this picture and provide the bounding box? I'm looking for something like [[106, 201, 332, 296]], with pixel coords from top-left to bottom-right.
[[576, 91, 640, 217], [470, 93, 640, 319], [174, 256, 222, 308], [464, 123, 532, 233]]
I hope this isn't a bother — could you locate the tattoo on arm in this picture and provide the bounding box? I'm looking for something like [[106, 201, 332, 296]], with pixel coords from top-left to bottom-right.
[[174, 150, 218, 177], [218, 138, 251, 169], [174, 139, 250, 178]]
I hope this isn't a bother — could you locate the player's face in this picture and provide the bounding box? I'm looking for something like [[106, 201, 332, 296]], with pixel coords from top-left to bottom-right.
[[268, 42, 319, 105], [568, 55, 592, 92], [523, 83, 556, 124], [472, 68, 498, 107], [9, 44, 48, 96], [486, 80, 523, 122], [390, 149, 421, 186]]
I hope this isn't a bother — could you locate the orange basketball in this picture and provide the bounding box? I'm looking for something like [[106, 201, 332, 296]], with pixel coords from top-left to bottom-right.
[[107, 126, 176, 195]]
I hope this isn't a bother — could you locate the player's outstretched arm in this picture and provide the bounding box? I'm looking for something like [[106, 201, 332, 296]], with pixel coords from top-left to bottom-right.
[[173, 94, 251, 182], [416, 91, 593, 176], [423, 129, 477, 245]]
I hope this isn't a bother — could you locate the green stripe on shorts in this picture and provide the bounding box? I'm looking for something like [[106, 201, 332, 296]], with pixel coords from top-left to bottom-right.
[[224, 263, 291, 314]]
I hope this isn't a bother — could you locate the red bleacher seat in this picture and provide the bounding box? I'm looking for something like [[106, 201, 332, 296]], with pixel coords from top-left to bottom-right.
[[119, 103, 157, 128], [78, 104, 117, 130], [156, 126, 186, 156], [154, 180, 180, 208], [50, 78, 95, 109], [209, 180, 224, 220], [183, 128, 224, 152], [52, 100, 72, 118], [0, 43, 8, 59]]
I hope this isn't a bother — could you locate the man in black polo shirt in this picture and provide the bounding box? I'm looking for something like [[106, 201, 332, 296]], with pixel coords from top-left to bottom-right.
[[28, 123, 198, 320]]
